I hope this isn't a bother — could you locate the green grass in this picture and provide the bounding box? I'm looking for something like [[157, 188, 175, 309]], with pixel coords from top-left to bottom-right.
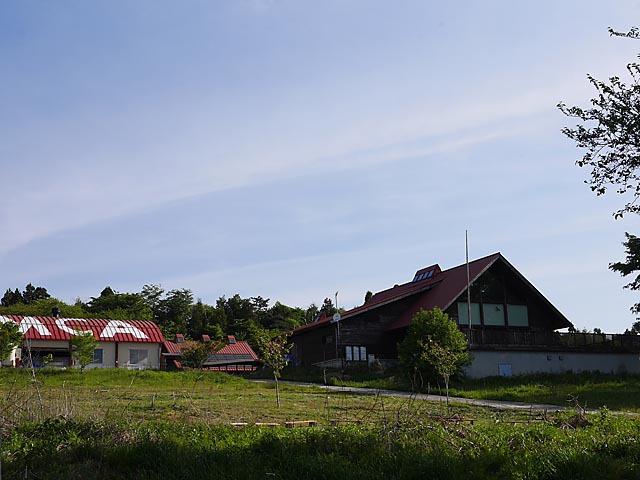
[[5, 409, 640, 479], [282, 367, 640, 412], [4, 368, 640, 478]]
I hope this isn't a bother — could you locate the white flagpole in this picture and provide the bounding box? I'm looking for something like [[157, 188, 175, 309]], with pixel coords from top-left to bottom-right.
[[466, 230, 472, 333]]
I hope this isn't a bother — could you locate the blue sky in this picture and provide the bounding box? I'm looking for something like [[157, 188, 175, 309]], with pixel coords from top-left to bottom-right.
[[1, 1, 639, 332]]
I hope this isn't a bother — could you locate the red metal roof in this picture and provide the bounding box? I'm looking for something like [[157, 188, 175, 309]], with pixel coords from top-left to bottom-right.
[[386, 253, 500, 330], [217, 341, 258, 359], [292, 253, 502, 335], [0, 315, 165, 343], [162, 338, 259, 360]]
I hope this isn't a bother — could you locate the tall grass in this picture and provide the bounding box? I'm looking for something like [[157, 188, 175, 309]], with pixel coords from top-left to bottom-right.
[[5, 409, 640, 479]]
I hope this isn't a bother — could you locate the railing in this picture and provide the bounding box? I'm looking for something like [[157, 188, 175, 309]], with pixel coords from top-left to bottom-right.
[[461, 329, 640, 353]]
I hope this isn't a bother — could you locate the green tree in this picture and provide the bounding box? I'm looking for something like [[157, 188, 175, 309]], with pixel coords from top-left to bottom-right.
[[254, 329, 292, 408], [320, 297, 337, 317], [610, 233, 640, 319], [140, 284, 165, 322], [70, 332, 98, 373], [0, 298, 88, 318], [0, 320, 23, 365], [398, 308, 470, 402], [559, 31, 640, 318], [22, 284, 50, 305], [87, 287, 152, 320], [180, 340, 221, 369], [156, 289, 194, 338], [1, 288, 23, 307]]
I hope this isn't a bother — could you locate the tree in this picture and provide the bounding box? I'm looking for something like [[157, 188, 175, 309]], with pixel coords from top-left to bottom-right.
[[0, 320, 23, 365], [398, 308, 470, 403], [1, 288, 23, 307], [559, 63, 640, 219], [559, 30, 640, 318], [610, 233, 640, 319], [22, 284, 50, 305], [180, 340, 220, 370], [70, 331, 98, 373], [254, 329, 292, 408], [320, 297, 337, 317], [87, 287, 152, 321]]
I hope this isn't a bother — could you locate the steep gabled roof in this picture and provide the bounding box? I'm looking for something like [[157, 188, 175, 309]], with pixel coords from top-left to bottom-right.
[[0, 315, 165, 343], [292, 252, 572, 335]]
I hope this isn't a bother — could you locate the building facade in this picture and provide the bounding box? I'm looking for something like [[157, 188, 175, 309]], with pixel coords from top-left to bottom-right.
[[0, 315, 164, 370], [291, 253, 640, 377]]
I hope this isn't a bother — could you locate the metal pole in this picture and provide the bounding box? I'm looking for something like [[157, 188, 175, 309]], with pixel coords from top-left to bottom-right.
[[466, 230, 472, 334]]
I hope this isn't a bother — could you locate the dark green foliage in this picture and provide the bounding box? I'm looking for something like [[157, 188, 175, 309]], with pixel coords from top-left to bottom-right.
[[1, 288, 23, 307], [610, 233, 640, 317], [0, 298, 88, 318], [21, 283, 50, 305], [1, 284, 50, 307], [398, 308, 470, 393], [320, 297, 337, 316], [87, 287, 152, 321]]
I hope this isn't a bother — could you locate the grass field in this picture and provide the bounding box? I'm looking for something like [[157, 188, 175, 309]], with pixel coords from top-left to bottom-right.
[[3, 368, 640, 479], [274, 367, 640, 412]]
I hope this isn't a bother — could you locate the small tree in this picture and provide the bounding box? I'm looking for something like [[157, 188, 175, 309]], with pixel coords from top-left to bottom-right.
[[0, 321, 23, 366], [398, 308, 470, 404], [70, 331, 98, 373], [254, 329, 292, 408], [180, 340, 221, 370]]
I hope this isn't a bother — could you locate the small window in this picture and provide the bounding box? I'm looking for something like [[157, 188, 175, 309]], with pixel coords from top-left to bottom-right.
[[353, 346, 360, 361], [93, 348, 103, 364], [360, 346, 367, 360], [345, 346, 353, 361], [130, 349, 148, 365]]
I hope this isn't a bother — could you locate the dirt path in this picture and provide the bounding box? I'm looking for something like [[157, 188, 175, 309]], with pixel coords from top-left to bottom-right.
[[249, 379, 608, 413]]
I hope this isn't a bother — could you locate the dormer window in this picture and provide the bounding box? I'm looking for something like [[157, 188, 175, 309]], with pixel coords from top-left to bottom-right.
[[412, 264, 441, 282]]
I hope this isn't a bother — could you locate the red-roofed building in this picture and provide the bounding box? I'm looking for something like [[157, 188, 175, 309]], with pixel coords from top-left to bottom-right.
[[292, 253, 640, 377], [162, 335, 260, 373], [0, 315, 166, 369]]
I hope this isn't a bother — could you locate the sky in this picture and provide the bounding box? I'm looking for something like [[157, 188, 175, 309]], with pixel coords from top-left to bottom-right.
[[1, 0, 639, 333]]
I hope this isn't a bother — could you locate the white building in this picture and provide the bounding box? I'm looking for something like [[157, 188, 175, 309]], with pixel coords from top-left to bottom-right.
[[0, 315, 165, 370]]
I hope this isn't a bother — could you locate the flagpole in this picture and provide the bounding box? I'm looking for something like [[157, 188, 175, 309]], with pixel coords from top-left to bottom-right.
[[466, 230, 472, 335]]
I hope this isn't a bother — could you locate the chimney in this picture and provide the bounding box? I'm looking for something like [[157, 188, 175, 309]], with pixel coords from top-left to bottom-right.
[[51, 307, 60, 318]]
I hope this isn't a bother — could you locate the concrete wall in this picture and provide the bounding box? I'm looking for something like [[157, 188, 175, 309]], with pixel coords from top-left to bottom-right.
[[118, 342, 161, 370], [466, 351, 640, 378]]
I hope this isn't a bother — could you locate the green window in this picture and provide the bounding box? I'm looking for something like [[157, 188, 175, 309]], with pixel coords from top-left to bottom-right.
[[457, 302, 481, 325]]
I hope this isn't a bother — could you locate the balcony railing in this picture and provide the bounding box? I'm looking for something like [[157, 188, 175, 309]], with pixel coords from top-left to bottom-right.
[[461, 329, 640, 353]]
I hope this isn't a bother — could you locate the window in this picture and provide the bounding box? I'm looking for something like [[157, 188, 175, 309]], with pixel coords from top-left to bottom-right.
[[130, 349, 148, 365], [457, 302, 481, 325], [353, 346, 360, 361], [507, 304, 528, 327], [483, 303, 505, 326], [345, 345, 367, 362], [93, 348, 103, 364]]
